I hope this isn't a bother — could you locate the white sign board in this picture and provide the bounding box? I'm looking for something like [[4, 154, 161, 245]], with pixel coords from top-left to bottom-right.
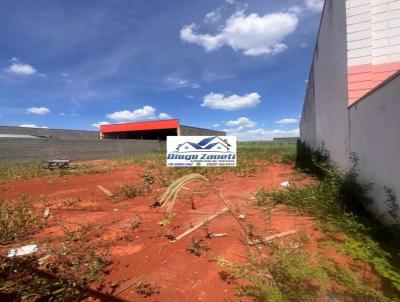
[[167, 136, 237, 167]]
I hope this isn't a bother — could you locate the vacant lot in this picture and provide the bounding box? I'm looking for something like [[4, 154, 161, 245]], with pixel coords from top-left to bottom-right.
[[0, 142, 399, 301]]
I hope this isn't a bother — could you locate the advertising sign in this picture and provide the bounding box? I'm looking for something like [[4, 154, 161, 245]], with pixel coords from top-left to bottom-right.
[[167, 136, 237, 167]]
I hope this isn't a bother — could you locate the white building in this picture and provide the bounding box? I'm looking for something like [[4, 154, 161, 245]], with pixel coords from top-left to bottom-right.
[[300, 0, 400, 224]]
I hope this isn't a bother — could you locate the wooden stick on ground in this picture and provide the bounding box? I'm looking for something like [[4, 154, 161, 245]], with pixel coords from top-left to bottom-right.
[[97, 185, 114, 197], [208, 233, 227, 238], [248, 229, 297, 245], [171, 207, 229, 243]]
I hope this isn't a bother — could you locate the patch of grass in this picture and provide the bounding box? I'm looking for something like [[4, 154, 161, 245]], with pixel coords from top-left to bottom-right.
[[322, 260, 388, 301], [58, 223, 93, 242], [255, 144, 400, 298], [0, 162, 46, 182], [218, 246, 388, 302], [135, 280, 160, 297], [117, 183, 143, 200], [0, 240, 110, 301], [129, 216, 142, 230], [216, 248, 324, 302], [0, 198, 43, 244], [141, 169, 155, 192], [238, 141, 297, 164], [60, 196, 80, 208]]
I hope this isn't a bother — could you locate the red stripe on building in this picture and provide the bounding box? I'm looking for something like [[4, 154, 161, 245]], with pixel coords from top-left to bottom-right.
[[100, 119, 180, 133]]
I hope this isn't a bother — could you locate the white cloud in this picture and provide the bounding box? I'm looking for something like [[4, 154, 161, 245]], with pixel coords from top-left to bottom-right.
[[7, 58, 37, 75], [27, 107, 50, 115], [8, 62, 37, 75], [204, 9, 222, 24], [226, 127, 299, 141], [92, 121, 110, 128], [212, 123, 221, 128], [19, 124, 48, 129], [164, 75, 199, 89], [61, 73, 69, 77], [305, 0, 324, 13], [106, 106, 172, 123], [180, 11, 298, 56], [159, 113, 172, 119], [288, 6, 302, 14], [202, 92, 261, 111], [107, 106, 156, 122], [274, 118, 299, 125], [226, 117, 256, 128]]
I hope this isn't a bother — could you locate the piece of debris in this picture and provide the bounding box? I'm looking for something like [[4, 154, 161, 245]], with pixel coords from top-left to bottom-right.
[[7, 244, 38, 257], [281, 181, 290, 188], [238, 214, 246, 220], [206, 233, 227, 238], [249, 229, 297, 245], [171, 207, 228, 242], [97, 185, 115, 197], [43, 159, 70, 170], [43, 207, 50, 218]]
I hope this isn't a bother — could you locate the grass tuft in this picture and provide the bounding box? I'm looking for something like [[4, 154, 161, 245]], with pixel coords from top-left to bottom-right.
[[0, 198, 43, 244]]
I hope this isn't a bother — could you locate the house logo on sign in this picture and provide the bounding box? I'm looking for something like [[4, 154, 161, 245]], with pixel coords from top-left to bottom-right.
[[167, 136, 237, 167], [175, 136, 232, 152]]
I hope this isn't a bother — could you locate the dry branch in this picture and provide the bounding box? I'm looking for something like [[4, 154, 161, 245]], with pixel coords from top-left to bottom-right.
[[171, 207, 228, 242], [248, 229, 297, 245], [97, 185, 114, 197]]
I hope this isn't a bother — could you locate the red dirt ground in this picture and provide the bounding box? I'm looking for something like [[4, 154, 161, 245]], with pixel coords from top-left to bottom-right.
[[0, 163, 378, 301]]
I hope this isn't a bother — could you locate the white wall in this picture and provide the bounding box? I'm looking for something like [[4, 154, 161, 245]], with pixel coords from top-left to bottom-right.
[[349, 73, 400, 224], [301, 0, 349, 170], [347, 0, 400, 67], [300, 68, 317, 149]]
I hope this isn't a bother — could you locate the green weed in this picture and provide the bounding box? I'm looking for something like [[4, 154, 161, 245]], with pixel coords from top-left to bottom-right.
[[0, 240, 110, 301], [0, 162, 45, 182], [117, 184, 143, 200], [186, 238, 209, 257], [256, 144, 400, 297], [0, 198, 43, 244]]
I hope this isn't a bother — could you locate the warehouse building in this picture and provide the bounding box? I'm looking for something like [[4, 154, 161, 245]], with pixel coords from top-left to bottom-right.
[[300, 0, 400, 224], [100, 119, 225, 140]]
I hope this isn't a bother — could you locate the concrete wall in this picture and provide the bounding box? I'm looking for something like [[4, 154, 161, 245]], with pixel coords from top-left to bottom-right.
[[0, 126, 99, 140], [301, 0, 350, 170], [179, 125, 226, 136], [349, 73, 400, 224], [300, 65, 317, 150], [0, 138, 165, 163]]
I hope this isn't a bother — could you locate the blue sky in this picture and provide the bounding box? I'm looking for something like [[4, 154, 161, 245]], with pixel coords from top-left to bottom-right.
[[0, 0, 323, 140]]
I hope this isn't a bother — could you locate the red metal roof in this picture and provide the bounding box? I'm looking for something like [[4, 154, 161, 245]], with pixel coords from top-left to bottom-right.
[[100, 119, 180, 133]]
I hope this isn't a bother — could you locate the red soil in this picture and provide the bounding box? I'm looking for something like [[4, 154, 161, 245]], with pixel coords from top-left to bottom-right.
[[0, 163, 375, 301]]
